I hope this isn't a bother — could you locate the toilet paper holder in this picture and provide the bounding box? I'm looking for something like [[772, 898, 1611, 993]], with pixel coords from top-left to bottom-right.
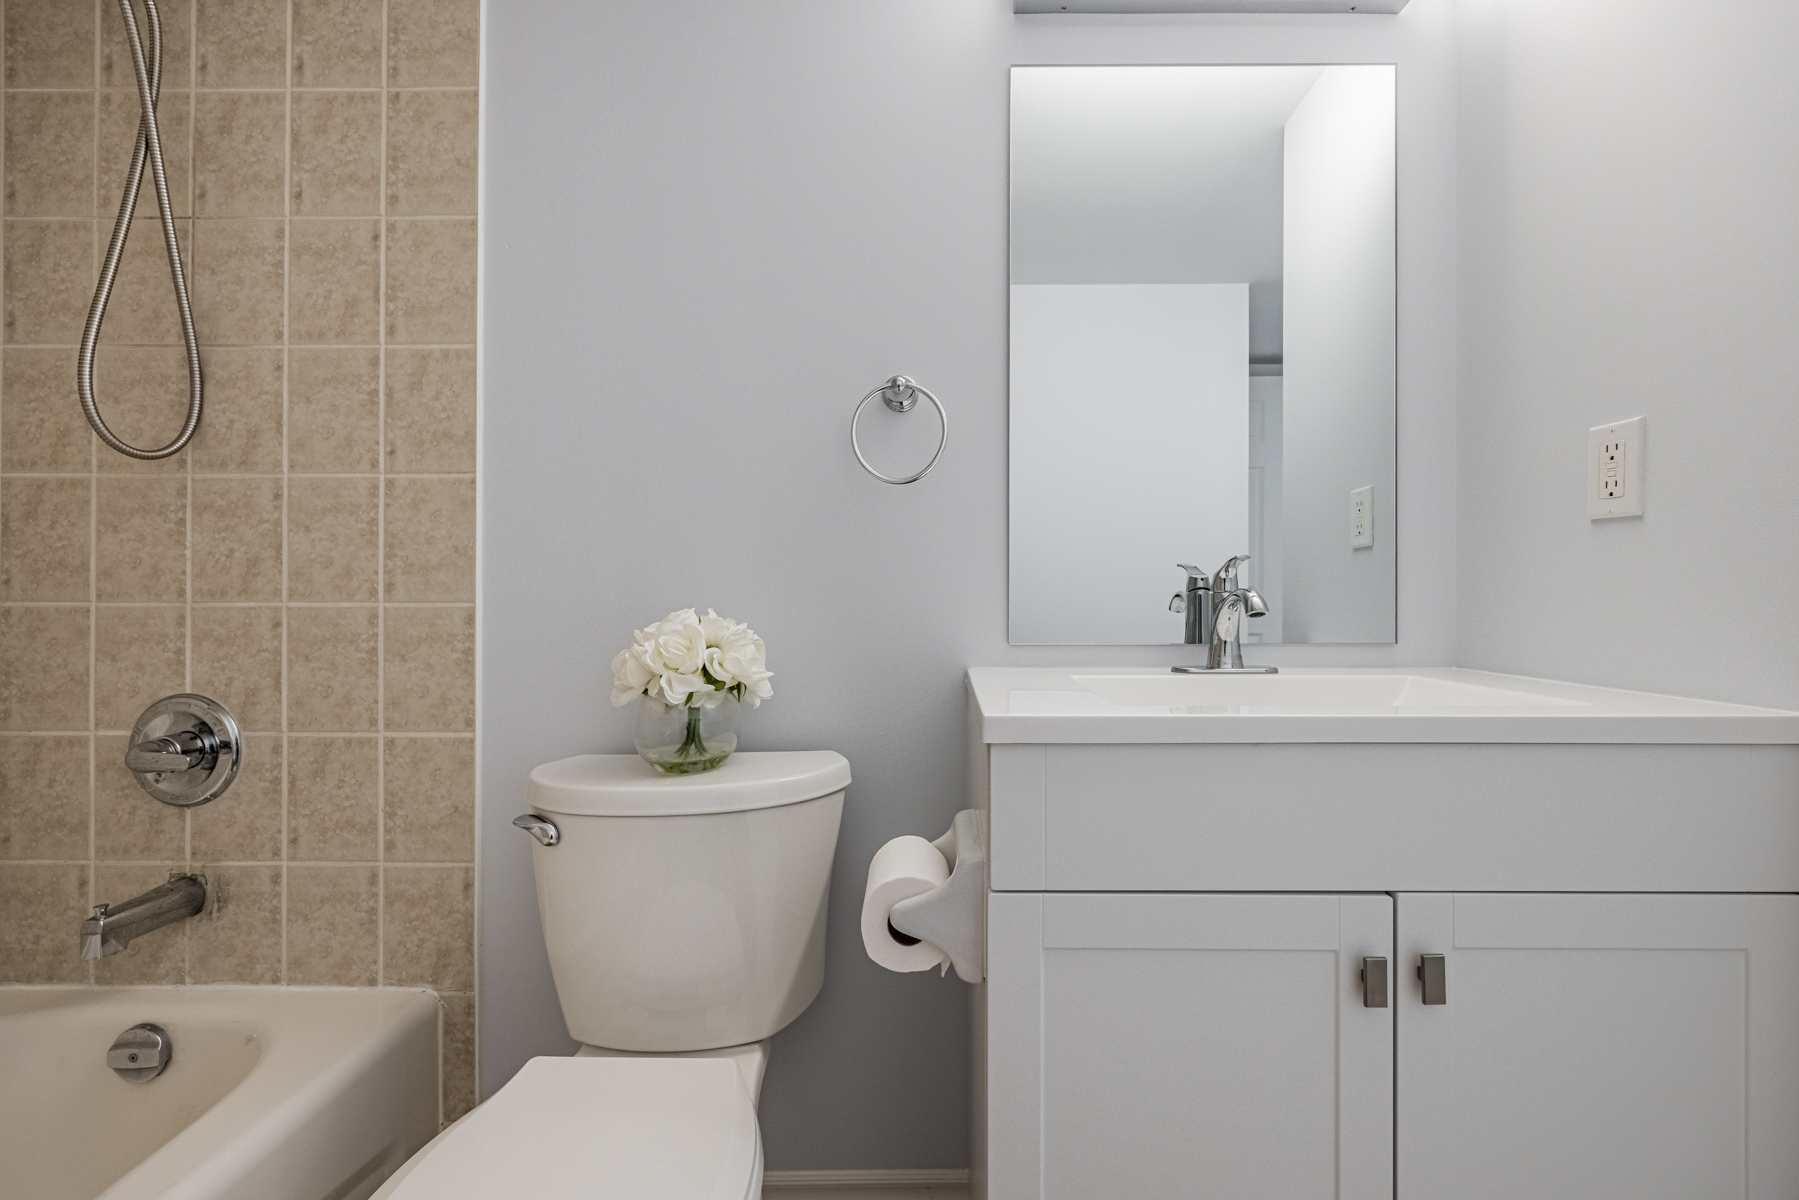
[[888, 809, 986, 984]]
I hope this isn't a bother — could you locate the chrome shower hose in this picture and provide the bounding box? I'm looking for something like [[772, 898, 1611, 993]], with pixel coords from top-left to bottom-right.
[[76, 0, 202, 460]]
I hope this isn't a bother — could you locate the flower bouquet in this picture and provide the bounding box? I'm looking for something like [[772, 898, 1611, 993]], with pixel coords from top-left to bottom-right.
[[611, 608, 773, 774]]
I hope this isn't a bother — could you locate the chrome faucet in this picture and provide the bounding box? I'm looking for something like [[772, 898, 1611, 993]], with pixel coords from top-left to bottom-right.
[[1172, 555, 1277, 674], [81, 873, 206, 959]]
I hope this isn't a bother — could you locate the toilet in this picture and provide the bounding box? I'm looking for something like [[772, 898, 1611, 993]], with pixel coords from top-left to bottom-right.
[[373, 751, 849, 1200]]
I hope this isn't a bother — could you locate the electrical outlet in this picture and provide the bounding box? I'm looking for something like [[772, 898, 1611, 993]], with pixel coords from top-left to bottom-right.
[[1349, 485, 1374, 549], [1587, 416, 1645, 519]]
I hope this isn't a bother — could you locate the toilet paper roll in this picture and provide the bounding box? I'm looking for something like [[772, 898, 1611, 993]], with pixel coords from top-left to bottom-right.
[[861, 835, 950, 973]]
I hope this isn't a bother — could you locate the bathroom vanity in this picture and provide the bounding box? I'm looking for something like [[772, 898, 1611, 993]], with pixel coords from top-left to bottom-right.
[[966, 668, 1799, 1200]]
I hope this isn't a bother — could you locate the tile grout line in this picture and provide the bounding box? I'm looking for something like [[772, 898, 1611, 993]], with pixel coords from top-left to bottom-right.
[[376, 0, 389, 995], [280, 0, 293, 988], [87, 0, 101, 984]]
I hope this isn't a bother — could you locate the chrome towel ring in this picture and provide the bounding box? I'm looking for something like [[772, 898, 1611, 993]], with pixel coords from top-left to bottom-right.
[[851, 376, 948, 485]]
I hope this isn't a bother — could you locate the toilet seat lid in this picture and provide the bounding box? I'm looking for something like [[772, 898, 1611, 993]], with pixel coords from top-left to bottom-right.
[[383, 1056, 759, 1200]]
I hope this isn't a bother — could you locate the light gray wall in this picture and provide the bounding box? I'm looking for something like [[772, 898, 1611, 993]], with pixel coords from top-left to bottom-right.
[[1280, 67, 1398, 642], [480, 0, 1459, 1170], [1455, 0, 1799, 708]]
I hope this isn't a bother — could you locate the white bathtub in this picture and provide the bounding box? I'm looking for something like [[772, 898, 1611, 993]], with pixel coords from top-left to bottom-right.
[[0, 988, 440, 1200]]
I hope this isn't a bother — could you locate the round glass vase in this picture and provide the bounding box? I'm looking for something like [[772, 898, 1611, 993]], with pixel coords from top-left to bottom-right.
[[633, 694, 739, 775]]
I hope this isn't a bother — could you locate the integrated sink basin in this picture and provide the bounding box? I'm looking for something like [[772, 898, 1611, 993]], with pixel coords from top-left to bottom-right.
[[1073, 672, 1585, 711], [967, 667, 1799, 743]]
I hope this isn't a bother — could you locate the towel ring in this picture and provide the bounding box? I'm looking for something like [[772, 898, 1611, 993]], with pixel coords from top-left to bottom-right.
[[851, 376, 948, 485]]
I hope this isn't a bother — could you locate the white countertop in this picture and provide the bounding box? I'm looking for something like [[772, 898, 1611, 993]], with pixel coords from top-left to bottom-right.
[[967, 667, 1799, 744]]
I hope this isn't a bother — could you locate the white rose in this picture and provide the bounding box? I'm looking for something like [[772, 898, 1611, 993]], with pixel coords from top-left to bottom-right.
[[645, 608, 706, 676], [706, 613, 773, 707], [610, 641, 657, 707]]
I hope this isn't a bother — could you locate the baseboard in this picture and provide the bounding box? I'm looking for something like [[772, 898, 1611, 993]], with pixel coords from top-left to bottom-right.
[[761, 1168, 970, 1189]]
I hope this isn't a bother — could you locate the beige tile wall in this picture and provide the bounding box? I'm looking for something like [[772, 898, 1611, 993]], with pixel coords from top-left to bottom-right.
[[0, 0, 478, 1121]]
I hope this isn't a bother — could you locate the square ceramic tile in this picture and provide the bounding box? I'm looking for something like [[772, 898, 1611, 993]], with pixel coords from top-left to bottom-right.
[[384, 348, 475, 473], [190, 606, 283, 729], [194, 0, 286, 89], [191, 477, 283, 602], [2, 348, 91, 471], [387, 0, 478, 88], [95, 476, 186, 601], [193, 91, 288, 217], [287, 606, 379, 732], [289, 347, 381, 473], [289, 220, 382, 344], [291, 91, 383, 217], [289, 476, 379, 602], [382, 864, 473, 989], [0, 862, 90, 982], [93, 606, 185, 731], [0, 734, 89, 860], [0, 606, 91, 731], [4, 220, 93, 345], [191, 219, 285, 345], [5, 0, 96, 89], [5, 91, 95, 218], [384, 736, 473, 862], [188, 863, 282, 982], [384, 477, 475, 603], [386, 90, 478, 217], [384, 220, 476, 344], [287, 863, 379, 985], [383, 606, 474, 732], [287, 735, 380, 861], [187, 347, 284, 473], [0, 476, 90, 602], [292, 0, 383, 89]]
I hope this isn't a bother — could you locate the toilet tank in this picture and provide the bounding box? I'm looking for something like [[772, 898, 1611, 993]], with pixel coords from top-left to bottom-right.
[[523, 752, 849, 1052]]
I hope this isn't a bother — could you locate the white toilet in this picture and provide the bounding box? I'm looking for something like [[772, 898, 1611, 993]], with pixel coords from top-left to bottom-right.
[[374, 751, 849, 1200]]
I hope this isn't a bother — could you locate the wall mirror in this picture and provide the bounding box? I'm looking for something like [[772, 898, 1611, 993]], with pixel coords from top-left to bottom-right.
[[1009, 65, 1397, 645]]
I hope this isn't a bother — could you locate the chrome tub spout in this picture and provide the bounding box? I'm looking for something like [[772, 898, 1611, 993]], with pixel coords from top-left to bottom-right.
[[81, 873, 206, 959]]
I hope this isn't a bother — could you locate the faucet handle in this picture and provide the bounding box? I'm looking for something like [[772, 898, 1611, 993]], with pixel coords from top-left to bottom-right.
[[1175, 563, 1208, 582], [1212, 554, 1251, 590]]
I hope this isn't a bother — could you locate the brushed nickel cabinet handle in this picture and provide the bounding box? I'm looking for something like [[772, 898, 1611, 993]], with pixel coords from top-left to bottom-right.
[[1418, 953, 1447, 1005], [1361, 956, 1389, 1007]]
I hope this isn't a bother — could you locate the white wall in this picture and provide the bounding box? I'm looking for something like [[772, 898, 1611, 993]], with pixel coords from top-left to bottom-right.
[[1281, 66, 1398, 642], [1010, 284, 1248, 644], [1455, 0, 1799, 707], [481, 0, 1459, 1170]]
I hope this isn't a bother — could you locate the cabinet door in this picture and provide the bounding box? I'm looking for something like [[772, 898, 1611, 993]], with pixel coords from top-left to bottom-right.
[[988, 893, 1393, 1200], [1397, 893, 1799, 1200]]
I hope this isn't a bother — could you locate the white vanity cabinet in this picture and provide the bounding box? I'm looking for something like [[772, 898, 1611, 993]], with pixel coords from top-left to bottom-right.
[[965, 669, 1799, 1200], [986, 892, 1395, 1200], [1398, 892, 1799, 1200]]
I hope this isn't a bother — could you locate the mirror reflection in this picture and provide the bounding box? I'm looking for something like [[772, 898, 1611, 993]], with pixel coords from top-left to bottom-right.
[[1009, 65, 1397, 646]]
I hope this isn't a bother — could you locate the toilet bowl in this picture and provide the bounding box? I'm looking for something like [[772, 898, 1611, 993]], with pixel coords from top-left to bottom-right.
[[375, 752, 849, 1199]]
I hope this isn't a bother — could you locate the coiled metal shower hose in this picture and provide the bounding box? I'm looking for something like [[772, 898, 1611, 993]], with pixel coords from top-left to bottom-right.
[[76, 0, 202, 460]]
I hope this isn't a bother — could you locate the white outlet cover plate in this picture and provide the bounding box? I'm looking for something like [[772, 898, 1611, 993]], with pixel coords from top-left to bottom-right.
[[1588, 416, 1645, 519], [1349, 484, 1374, 548]]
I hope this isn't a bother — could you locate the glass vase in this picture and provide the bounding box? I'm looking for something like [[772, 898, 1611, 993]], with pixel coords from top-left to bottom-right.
[[633, 694, 739, 774]]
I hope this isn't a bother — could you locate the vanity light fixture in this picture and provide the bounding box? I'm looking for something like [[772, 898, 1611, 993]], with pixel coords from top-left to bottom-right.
[[1016, 0, 1405, 12]]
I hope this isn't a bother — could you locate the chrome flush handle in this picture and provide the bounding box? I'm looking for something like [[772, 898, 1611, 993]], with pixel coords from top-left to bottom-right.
[[512, 813, 560, 846]]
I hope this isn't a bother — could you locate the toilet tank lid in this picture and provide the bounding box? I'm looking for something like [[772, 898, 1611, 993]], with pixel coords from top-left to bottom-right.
[[527, 751, 850, 817]]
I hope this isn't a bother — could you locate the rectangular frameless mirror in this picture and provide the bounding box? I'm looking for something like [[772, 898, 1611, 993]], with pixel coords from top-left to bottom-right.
[[1009, 65, 1397, 645]]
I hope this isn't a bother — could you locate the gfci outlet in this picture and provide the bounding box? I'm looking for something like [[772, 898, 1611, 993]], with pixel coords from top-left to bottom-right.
[[1587, 416, 1646, 519], [1349, 485, 1374, 548]]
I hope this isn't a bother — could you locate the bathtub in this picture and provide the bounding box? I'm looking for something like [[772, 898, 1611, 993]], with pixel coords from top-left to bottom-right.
[[0, 987, 440, 1200]]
